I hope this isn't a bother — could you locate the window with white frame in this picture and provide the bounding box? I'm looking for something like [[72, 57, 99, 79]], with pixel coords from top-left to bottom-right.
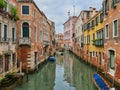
[[12, 28, 16, 42], [22, 5, 29, 15], [113, 19, 118, 37], [40, 30, 43, 42], [105, 24, 109, 38], [4, 25, 7, 41], [34, 9, 36, 18]]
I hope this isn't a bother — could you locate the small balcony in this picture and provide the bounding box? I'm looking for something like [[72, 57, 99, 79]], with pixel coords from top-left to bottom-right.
[[93, 39, 104, 47], [0, 37, 9, 43], [43, 40, 50, 48], [19, 37, 31, 46]]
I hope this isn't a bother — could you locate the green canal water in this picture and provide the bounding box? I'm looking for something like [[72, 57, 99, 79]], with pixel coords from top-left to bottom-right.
[[15, 51, 97, 90]]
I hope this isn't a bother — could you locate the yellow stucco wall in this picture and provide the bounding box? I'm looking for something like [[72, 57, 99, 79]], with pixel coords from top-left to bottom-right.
[[83, 10, 104, 57]]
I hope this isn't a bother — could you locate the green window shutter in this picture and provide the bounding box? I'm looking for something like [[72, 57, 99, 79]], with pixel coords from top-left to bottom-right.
[[23, 27, 29, 37], [12, 28, 15, 42], [105, 0, 109, 14], [92, 20, 94, 27], [114, 20, 118, 36], [4, 25, 7, 41], [100, 13, 104, 23], [106, 24, 109, 38], [111, 0, 116, 8], [96, 17, 98, 25]]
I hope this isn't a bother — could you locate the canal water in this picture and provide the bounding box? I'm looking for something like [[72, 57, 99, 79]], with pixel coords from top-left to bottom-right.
[[15, 51, 97, 90]]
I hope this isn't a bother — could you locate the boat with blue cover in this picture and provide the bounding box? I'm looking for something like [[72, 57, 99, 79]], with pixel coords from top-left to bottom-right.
[[93, 73, 110, 90], [49, 56, 56, 61]]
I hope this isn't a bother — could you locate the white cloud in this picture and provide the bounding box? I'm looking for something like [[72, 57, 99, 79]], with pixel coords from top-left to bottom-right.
[[34, 0, 103, 34]]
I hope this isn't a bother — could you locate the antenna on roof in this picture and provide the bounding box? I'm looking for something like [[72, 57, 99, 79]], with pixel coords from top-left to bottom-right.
[[73, 5, 75, 16], [68, 10, 70, 18]]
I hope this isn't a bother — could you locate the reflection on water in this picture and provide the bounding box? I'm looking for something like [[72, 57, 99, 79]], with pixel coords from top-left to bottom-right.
[[15, 51, 97, 90], [15, 62, 56, 90]]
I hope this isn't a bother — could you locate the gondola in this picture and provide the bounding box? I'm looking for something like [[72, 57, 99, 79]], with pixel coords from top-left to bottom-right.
[[93, 72, 110, 90]]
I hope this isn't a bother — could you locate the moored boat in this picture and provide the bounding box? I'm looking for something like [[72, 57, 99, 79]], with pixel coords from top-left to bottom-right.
[[49, 56, 56, 61], [93, 73, 110, 90]]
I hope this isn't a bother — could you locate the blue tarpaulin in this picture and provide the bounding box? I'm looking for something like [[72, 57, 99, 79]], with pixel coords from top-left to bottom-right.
[[49, 56, 56, 61], [93, 73, 109, 90]]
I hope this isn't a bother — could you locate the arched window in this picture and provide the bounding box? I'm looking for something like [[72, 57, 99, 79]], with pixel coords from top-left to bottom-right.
[[22, 22, 29, 37]]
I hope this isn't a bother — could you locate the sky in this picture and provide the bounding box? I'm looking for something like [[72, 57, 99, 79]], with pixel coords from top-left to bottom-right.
[[34, 0, 103, 34]]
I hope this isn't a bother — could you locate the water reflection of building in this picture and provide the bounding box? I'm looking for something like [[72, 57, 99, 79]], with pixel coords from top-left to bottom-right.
[[55, 54, 64, 66], [72, 55, 97, 90], [64, 52, 74, 86], [37, 62, 56, 90], [16, 62, 56, 90]]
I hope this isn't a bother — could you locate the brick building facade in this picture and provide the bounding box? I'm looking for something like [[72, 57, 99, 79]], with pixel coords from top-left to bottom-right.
[[103, 0, 120, 80], [16, 0, 54, 71]]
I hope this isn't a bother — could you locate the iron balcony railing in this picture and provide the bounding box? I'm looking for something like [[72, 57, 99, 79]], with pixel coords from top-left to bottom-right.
[[0, 37, 17, 44], [93, 38, 104, 47], [19, 37, 31, 46]]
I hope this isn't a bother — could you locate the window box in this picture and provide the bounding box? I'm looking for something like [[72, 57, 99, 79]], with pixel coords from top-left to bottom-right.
[[93, 38, 104, 47]]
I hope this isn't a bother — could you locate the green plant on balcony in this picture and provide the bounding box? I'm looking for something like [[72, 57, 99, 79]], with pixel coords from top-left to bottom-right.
[[10, 6, 17, 16], [0, 0, 7, 8], [10, 6, 19, 20]]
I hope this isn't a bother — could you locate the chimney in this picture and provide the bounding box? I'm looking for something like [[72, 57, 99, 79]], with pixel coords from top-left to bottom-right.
[[89, 7, 93, 11]]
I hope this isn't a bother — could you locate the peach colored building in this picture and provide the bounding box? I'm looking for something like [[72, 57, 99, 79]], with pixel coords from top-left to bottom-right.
[[55, 33, 64, 51], [48, 20, 56, 55], [63, 16, 78, 51], [0, 0, 18, 78]]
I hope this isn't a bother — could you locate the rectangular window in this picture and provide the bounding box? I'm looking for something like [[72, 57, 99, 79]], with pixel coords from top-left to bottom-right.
[[100, 13, 104, 23], [105, 24, 109, 38], [22, 6, 29, 14], [34, 27, 37, 42], [87, 35, 90, 44], [109, 50, 115, 70], [111, 0, 119, 8], [104, 0, 109, 14], [12, 28, 15, 42], [113, 19, 118, 37], [96, 16, 99, 25], [86, 11, 90, 18], [0, 23, 1, 41], [93, 34, 95, 40], [92, 20, 94, 27], [93, 51, 95, 56], [34, 9, 36, 18], [4, 25, 7, 41]]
